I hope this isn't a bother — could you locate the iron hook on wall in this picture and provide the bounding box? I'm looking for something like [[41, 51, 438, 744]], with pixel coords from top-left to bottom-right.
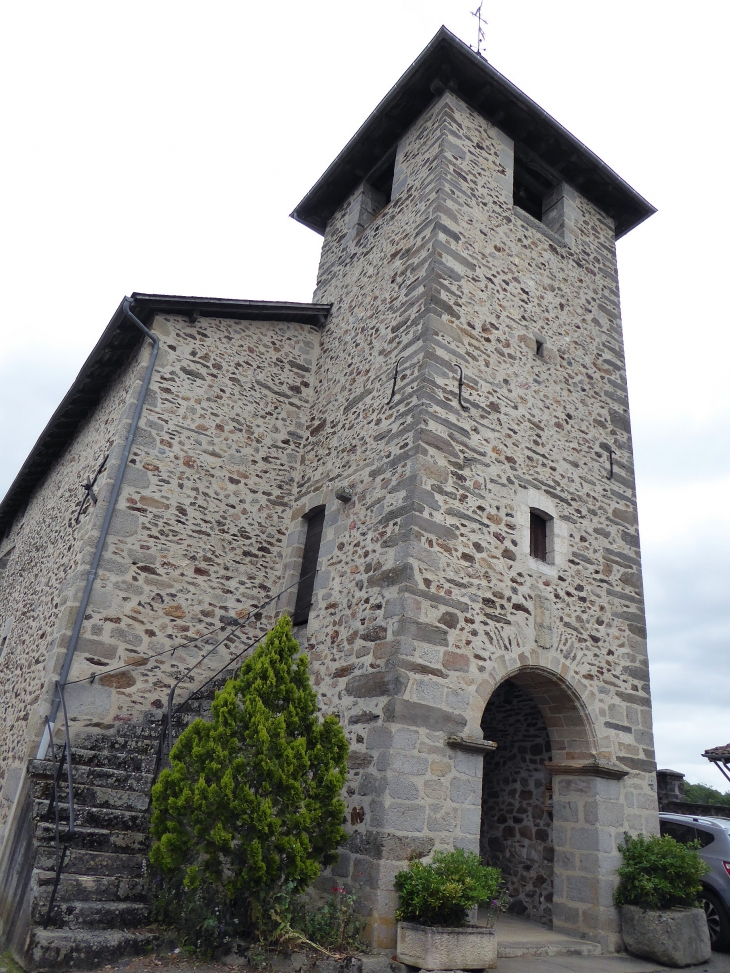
[[455, 363, 470, 411], [607, 446, 614, 480], [387, 357, 404, 404]]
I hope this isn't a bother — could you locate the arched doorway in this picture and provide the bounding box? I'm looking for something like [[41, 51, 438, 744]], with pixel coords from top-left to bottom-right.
[[480, 680, 554, 923], [479, 668, 597, 927]]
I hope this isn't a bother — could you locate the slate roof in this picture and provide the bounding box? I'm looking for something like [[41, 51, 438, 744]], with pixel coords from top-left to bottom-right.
[[0, 294, 330, 538], [291, 26, 655, 239]]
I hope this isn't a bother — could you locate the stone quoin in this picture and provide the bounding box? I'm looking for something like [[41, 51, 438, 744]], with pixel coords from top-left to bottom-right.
[[0, 26, 658, 968]]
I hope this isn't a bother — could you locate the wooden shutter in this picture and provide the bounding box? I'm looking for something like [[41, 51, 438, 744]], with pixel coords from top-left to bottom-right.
[[292, 507, 325, 625], [530, 511, 547, 561]]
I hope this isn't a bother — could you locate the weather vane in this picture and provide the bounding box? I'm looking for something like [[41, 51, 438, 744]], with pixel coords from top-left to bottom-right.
[[471, 3, 487, 58]]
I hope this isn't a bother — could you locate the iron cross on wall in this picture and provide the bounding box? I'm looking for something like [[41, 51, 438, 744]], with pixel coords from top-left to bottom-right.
[[75, 454, 109, 523]]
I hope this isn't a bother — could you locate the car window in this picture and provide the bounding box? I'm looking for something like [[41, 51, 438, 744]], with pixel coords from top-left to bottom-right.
[[661, 821, 697, 844], [695, 828, 715, 848]]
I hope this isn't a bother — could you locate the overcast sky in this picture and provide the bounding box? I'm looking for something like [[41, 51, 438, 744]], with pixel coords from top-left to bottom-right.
[[0, 1, 728, 788]]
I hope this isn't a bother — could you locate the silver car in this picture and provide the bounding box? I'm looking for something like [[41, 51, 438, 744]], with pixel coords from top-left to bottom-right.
[[660, 812, 730, 950]]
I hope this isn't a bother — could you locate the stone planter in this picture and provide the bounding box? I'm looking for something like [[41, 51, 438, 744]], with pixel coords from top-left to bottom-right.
[[396, 921, 497, 970], [620, 905, 711, 967]]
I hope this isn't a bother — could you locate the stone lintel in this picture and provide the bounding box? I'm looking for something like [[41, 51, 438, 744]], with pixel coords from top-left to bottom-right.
[[446, 735, 497, 754], [545, 760, 628, 780]]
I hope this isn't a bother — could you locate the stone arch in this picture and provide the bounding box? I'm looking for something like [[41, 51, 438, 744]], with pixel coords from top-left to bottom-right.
[[478, 665, 599, 925], [501, 665, 598, 762], [475, 660, 600, 762]]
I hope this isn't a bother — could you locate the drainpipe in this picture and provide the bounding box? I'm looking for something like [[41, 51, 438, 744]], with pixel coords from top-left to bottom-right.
[[37, 298, 159, 758]]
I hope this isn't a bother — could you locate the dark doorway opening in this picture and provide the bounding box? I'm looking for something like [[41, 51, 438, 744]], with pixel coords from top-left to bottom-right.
[[480, 679, 554, 925]]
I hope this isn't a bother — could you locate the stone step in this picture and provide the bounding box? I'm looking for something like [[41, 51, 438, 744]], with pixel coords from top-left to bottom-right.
[[80, 719, 164, 741], [53, 745, 158, 774], [497, 938, 602, 958], [31, 777, 151, 813], [176, 696, 215, 714], [28, 926, 163, 973], [71, 728, 162, 756], [34, 821, 149, 854], [169, 714, 204, 730], [492, 916, 602, 958], [173, 675, 235, 712], [30, 759, 154, 793], [41, 898, 152, 931], [35, 845, 146, 878], [33, 870, 148, 907], [32, 798, 149, 833]]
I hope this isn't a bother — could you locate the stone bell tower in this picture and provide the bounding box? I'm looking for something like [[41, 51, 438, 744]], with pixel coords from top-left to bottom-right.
[[284, 27, 658, 952]]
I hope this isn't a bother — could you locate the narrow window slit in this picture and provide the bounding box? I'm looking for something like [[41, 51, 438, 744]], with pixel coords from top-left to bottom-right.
[[292, 507, 326, 625], [530, 511, 548, 562]]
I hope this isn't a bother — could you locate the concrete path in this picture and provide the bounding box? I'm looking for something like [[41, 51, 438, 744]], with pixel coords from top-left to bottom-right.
[[497, 952, 730, 972], [490, 915, 730, 971]]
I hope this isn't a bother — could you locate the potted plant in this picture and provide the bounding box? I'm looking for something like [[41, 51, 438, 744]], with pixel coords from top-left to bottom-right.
[[615, 832, 711, 967], [395, 849, 505, 971]]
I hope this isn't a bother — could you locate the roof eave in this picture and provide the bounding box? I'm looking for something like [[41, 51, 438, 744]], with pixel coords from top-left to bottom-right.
[[291, 26, 656, 239], [0, 295, 331, 537]]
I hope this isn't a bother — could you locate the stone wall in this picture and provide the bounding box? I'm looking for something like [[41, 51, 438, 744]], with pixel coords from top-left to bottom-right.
[[480, 680, 553, 924], [285, 89, 658, 950], [0, 346, 141, 843], [0, 77, 659, 955], [0, 312, 320, 843], [656, 769, 685, 810], [60, 312, 320, 734]]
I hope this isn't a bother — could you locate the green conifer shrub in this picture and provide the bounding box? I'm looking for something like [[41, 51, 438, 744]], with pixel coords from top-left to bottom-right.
[[149, 615, 349, 951]]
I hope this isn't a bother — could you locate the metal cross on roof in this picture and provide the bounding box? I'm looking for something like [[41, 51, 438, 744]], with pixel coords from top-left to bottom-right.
[[471, 3, 487, 58]]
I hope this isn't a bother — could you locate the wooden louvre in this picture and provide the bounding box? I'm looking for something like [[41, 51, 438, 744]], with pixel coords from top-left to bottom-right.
[[292, 507, 326, 625]]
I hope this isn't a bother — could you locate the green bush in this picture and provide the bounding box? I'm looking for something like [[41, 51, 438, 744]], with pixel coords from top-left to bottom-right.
[[149, 615, 349, 952], [614, 833, 708, 910], [394, 849, 505, 927], [292, 887, 365, 951]]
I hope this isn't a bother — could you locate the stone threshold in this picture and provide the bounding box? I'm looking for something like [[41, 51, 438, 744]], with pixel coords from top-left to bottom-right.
[[487, 914, 602, 958]]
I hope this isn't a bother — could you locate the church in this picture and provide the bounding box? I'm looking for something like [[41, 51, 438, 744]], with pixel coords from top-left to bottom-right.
[[0, 27, 657, 969]]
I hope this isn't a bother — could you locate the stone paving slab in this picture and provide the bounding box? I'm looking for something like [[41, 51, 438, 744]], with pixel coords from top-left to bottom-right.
[[497, 950, 730, 973]]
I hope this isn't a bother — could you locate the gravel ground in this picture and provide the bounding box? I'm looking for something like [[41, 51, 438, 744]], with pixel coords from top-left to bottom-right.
[[85, 954, 233, 973]]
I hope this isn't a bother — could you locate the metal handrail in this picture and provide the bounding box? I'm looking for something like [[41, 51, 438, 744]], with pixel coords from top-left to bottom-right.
[[41, 684, 75, 929], [165, 629, 268, 752], [154, 571, 315, 775], [58, 682, 74, 838], [41, 567, 315, 903]]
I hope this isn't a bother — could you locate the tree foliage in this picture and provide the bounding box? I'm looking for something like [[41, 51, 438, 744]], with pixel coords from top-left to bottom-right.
[[149, 615, 348, 948], [614, 833, 708, 910], [684, 781, 730, 807]]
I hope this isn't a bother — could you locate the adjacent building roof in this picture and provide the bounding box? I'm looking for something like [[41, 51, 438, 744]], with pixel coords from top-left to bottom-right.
[[0, 294, 330, 538], [704, 745, 730, 763], [291, 26, 655, 239]]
